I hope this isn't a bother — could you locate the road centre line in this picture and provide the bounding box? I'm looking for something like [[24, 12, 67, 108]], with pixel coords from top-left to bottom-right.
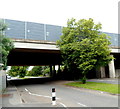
[[25, 88, 60, 100], [77, 102, 87, 107]]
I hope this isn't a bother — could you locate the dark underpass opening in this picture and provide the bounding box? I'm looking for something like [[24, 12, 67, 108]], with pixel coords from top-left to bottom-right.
[[6, 48, 64, 86], [7, 48, 62, 66], [8, 77, 54, 86]]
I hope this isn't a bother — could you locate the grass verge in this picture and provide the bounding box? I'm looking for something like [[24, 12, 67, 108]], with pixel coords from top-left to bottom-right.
[[65, 81, 119, 94]]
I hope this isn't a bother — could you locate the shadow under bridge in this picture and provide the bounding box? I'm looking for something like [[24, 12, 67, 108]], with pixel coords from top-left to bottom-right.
[[7, 39, 62, 66]]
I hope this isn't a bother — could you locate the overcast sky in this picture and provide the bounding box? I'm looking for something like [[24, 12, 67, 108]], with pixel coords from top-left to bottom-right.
[[0, 0, 119, 33]]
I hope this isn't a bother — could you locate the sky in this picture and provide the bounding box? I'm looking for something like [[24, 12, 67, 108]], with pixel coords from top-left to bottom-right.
[[0, 0, 119, 34], [2, 0, 119, 71]]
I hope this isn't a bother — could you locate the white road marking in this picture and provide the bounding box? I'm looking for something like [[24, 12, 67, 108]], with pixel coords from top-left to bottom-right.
[[25, 88, 28, 92], [25, 88, 60, 100], [30, 93, 51, 98], [28, 92, 31, 94], [59, 102, 68, 108], [77, 102, 87, 107]]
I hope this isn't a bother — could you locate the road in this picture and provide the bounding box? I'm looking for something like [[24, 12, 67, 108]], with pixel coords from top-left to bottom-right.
[[3, 78, 119, 107]]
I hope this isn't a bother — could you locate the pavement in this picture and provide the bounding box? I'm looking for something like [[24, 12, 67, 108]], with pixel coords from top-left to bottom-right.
[[1, 80, 64, 108], [1, 81, 22, 107], [87, 78, 120, 84], [1, 78, 119, 108]]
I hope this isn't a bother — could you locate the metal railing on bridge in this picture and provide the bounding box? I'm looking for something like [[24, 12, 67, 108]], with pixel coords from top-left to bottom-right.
[[2, 19, 120, 48]]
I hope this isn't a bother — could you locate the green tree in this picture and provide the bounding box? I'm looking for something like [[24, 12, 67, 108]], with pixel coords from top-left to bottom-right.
[[18, 66, 28, 78], [28, 66, 42, 76], [8, 66, 19, 77], [0, 20, 14, 70], [42, 66, 50, 76], [9, 66, 28, 78], [57, 18, 113, 84], [27, 66, 50, 77]]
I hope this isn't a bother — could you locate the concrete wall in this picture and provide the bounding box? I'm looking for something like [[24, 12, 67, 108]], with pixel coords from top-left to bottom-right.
[[0, 71, 2, 109], [0, 70, 6, 94], [0, 71, 2, 93], [115, 69, 120, 77]]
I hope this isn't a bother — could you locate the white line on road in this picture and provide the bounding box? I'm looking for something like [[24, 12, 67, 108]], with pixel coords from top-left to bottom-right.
[[77, 102, 87, 107], [24, 88, 60, 100], [29, 93, 52, 98], [28, 92, 31, 94], [25, 88, 28, 92], [59, 102, 68, 108]]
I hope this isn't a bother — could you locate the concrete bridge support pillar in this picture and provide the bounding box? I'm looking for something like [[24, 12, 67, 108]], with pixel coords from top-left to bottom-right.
[[58, 65, 61, 73], [108, 55, 116, 78], [49, 65, 56, 77], [53, 65, 56, 77], [96, 68, 101, 78], [49, 65, 52, 77], [100, 66, 106, 78]]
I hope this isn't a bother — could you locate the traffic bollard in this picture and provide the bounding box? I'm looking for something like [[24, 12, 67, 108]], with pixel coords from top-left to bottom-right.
[[52, 87, 56, 105]]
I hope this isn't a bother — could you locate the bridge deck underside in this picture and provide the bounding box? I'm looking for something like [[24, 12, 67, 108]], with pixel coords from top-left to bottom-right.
[[7, 48, 62, 66]]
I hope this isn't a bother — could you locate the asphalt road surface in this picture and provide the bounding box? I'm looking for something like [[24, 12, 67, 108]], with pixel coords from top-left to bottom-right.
[[3, 78, 119, 108]]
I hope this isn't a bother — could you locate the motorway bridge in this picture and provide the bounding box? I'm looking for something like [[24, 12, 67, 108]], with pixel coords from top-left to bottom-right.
[[2, 19, 120, 78], [7, 39, 61, 66]]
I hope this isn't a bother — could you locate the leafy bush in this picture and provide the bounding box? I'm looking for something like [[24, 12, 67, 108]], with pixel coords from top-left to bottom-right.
[[43, 67, 50, 76], [27, 66, 42, 76], [9, 66, 28, 78], [8, 71, 18, 77], [26, 66, 50, 77], [26, 71, 38, 76]]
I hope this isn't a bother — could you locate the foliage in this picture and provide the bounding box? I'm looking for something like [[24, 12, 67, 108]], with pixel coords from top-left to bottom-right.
[[8, 66, 19, 77], [60, 65, 64, 72], [26, 71, 34, 76], [0, 20, 14, 70], [57, 18, 113, 83], [9, 66, 28, 78], [27, 66, 42, 76], [19, 66, 28, 78], [26, 66, 50, 77], [9, 71, 18, 77], [42, 66, 50, 76]]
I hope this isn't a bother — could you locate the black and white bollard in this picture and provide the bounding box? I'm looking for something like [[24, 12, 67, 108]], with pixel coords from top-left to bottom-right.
[[52, 88, 56, 105]]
